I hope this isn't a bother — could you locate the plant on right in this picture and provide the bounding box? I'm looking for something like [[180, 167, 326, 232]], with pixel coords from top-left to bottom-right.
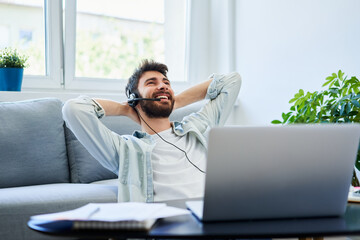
[[272, 70, 360, 186]]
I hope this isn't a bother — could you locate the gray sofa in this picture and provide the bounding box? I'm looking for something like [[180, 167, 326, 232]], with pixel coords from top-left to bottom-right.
[[0, 97, 203, 240]]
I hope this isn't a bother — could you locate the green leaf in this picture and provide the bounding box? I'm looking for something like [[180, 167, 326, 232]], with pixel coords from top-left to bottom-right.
[[322, 79, 333, 87], [295, 98, 304, 107], [325, 76, 336, 81], [329, 88, 339, 94], [354, 93, 360, 100], [346, 102, 352, 114], [288, 115, 295, 123], [351, 76, 359, 83], [338, 70, 344, 81], [289, 97, 297, 104], [340, 94, 351, 101], [322, 78, 334, 87], [353, 85, 360, 94], [348, 111, 358, 116], [340, 103, 346, 116], [346, 77, 356, 85], [334, 80, 340, 87], [351, 100, 360, 108], [329, 80, 336, 88], [271, 120, 282, 124], [353, 114, 360, 122]]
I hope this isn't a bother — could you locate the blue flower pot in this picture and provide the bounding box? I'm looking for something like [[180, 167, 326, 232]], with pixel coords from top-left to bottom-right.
[[0, 68, 24, 91]]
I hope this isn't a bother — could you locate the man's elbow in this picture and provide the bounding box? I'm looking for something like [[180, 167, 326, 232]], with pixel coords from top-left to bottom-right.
[[228, 72, 242, 92], [62, 99, 80, 122], [230, 72, 242, 84]]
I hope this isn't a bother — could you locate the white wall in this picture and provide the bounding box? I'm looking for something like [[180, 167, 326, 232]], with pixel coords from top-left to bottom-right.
[[234, 0, 360, 125], [2, 0, 360, 127]]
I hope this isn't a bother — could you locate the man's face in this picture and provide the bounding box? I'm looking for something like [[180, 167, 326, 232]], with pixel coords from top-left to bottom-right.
[[137, 71, 175, 118]]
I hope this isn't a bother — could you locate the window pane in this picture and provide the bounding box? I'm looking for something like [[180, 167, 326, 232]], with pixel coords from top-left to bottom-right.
[[0, 0, 46, 75], [76, 0, 164, 79]]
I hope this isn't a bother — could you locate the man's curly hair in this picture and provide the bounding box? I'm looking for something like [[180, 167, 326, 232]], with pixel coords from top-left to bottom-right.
[[125, 59, 168, 97]]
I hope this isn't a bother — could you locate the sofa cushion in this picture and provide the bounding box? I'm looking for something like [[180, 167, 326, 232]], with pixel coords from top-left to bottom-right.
[[0, 98, 70, 188], [65, 126, 119, 183], [0, 183, 117, 214], [65, 101, 205, 184], [0, 183, 117, 240], [65, 115, 140, 183]]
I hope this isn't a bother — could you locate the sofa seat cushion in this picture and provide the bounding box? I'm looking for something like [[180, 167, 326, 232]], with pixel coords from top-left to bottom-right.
[[0, 182, 118, 215], [90, 178, 118, 185], [0, 182, 117, 240], [0, 98, 70, 188]]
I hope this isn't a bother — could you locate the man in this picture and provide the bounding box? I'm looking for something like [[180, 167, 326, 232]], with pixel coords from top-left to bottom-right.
[[62, 59, 241, 203]]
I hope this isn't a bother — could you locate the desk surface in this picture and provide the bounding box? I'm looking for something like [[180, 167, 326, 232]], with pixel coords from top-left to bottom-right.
[[28, 200, 360, 239]]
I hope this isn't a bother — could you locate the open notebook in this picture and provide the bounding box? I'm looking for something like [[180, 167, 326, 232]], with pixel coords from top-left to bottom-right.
[[31, 202, 189, 230]]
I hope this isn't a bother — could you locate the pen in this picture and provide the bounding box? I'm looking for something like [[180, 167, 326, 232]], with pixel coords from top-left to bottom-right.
[[86, 207, 100, 220]]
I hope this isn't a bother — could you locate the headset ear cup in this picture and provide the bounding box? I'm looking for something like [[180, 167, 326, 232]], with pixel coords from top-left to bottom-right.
[[128, 93, 139, 108]]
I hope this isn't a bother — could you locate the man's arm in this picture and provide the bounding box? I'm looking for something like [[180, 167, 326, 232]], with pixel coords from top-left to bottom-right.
[[182, 72, 242, 129], [93, 99, 140, 124], [62, 96, 124, 173], [173, 80, 212, 110]]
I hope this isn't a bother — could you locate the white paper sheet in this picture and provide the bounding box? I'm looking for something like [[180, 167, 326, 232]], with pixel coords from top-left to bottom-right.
[[31, 202, 190, 222]]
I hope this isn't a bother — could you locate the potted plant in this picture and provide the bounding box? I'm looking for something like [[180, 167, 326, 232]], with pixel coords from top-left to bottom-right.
[[272, 70, 360, 186], [0, 47, 28, 91]]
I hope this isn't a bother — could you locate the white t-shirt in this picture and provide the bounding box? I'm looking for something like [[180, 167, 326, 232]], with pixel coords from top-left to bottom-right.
[[151, 127, 207, 202]]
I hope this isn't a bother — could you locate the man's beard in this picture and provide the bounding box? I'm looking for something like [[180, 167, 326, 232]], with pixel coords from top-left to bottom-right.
[[139, 94, 175, 118]]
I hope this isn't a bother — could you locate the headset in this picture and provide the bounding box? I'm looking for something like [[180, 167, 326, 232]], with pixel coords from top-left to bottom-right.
[[126, 88, 206, 174], [126, 89, 160, 108]]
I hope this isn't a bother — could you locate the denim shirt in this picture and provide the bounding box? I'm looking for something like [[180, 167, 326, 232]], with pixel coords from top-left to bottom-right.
[[62, 72, 241, 203]]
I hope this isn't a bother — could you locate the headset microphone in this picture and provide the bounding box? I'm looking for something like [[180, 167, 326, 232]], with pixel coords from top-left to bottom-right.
[[130, 97, 161, 102], [127, 92, 160, 108]]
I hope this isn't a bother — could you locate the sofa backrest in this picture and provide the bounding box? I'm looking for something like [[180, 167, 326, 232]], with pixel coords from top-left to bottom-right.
[[66, 100, 206, 183], [0, 98, 70, 188], [0, 97, 206, 187]]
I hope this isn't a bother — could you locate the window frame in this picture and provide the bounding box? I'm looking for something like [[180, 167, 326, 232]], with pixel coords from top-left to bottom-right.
[[64, 0, 190, 93], [20, 0, 190, 93], [22, 0, 64, 90]]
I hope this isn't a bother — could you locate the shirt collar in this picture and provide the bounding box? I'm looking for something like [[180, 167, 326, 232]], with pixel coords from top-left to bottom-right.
[[132, 121, 185, 138]]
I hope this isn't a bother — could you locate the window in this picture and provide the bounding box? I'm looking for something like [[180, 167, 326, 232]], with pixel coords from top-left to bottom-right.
[[75, 0, 165, 80], [0, 0, 187, 92], [65, 0, 187, 91], [0, 0, 46, 76]]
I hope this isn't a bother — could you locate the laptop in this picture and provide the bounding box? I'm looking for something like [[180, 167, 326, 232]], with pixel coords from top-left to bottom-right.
[[186, 124, 360, 222]]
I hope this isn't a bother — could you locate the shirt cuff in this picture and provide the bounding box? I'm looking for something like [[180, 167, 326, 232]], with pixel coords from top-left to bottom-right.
[[91, 99, 105, 119], [206, 73, 224, 100]]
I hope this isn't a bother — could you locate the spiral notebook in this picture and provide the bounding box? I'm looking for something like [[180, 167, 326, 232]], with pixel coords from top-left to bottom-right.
[[31, 202, 189, 231], [72, 218, 157, 230]]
